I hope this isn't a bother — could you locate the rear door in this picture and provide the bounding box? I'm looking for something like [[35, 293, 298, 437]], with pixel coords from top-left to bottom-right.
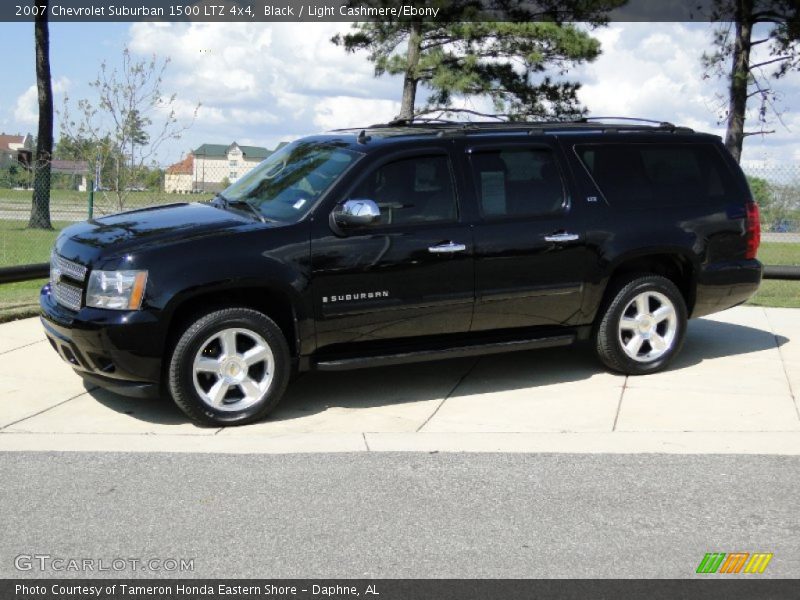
[[462, 138, 589, 331]]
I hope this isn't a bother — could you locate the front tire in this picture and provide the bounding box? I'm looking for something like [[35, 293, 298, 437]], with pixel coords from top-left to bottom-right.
[[168, 308, 290, 426], [594, 274, 687, 375]]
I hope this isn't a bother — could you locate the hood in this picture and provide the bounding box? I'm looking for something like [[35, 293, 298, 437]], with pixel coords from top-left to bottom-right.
[[56, 202, 258, 265]]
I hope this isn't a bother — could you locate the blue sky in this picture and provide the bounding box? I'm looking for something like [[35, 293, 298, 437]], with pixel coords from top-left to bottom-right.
[[2, 21, 798, 169], [2, 21, 131, 121]]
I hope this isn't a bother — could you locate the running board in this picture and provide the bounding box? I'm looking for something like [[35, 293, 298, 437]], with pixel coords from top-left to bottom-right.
[[313, 334, 576, 371]]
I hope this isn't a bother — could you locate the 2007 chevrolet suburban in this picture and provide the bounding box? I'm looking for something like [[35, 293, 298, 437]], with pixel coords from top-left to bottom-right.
[[41, 119, 762, 425]]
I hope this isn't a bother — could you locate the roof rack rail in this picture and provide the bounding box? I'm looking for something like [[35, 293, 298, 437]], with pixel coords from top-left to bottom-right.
[[383, 117, 462, 127], [332, 118, 695, 136], [578, 116, 676, 128]]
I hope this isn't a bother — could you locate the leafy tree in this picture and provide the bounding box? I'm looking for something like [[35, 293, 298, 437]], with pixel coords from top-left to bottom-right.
[[61, 47, 198, 209], [0, 164, 31, 189], [702, 0, 800, 162], [29, 0, 53, 229], [123, 108, 151, 174], [332, 1, 621, 121], [746, 174, 770, 204], [748, 174, 800, 228], [55, 134, 116, 191], [142, 167, 163, 191]]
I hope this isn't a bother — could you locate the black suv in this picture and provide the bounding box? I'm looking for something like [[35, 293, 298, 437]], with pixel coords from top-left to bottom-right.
[[41, 120, 762, 426]]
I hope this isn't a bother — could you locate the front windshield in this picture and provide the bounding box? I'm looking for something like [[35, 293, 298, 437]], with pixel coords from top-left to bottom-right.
[[219, 140, 362, 223]]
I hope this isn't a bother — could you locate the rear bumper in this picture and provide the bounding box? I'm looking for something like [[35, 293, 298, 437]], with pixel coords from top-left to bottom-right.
[[692, 259, 762, 318], [40, 284, 164, 399]]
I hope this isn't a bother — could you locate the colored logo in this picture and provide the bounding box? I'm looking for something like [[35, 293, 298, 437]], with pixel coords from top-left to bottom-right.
[[696, 552, 773, 574]]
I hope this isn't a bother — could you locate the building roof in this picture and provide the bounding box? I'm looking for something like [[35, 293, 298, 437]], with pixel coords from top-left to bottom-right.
[[238, 145, 271, 159], [51, 160, 89, 174], [167, 153, 194, 175], [192, 142, 271, 160], [0, 134, 30, 153]]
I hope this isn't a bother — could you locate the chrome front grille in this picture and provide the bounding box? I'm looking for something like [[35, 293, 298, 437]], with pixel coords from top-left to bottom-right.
[[53, 254, 88, 281], [53, 281, 83, 311], [50, 253, 87, 311]]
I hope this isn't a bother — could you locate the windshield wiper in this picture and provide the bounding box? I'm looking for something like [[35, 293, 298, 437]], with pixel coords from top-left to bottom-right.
[[213, 194, 266, 223]]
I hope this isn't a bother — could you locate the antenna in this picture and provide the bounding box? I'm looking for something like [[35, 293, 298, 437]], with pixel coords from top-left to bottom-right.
[[357, 130, 371, 144]]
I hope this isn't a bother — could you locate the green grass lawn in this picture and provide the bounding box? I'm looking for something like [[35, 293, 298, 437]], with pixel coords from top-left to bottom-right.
[[747, 241, 800, 309], [0, 188, 198, 223], [757, 241, 800, 267], [0, 188, 180, 207], [0, 219, 63, 320], [0, 220, 71, 267]]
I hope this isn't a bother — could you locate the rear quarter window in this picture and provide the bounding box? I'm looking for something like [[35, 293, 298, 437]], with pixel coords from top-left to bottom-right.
[[574, 143, 735, 209]]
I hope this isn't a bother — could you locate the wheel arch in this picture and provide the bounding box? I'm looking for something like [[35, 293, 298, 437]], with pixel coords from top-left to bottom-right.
[[604, 250, 697, 316], [162, 281, 305, 366]]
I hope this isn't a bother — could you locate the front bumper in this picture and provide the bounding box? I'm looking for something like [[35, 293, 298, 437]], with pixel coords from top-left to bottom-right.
[[40, 284, 165, 399]]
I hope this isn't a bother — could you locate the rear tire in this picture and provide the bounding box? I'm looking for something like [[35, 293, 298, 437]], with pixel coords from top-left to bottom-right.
[[594, 274, 687, 375], [168, 308, 290, 426]]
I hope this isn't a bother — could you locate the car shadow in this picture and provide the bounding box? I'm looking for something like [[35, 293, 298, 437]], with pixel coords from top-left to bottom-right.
[[86, 318, 789, 427]]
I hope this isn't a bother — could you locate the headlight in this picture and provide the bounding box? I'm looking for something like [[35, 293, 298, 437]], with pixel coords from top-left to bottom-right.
[[86, 270, 148, 310]]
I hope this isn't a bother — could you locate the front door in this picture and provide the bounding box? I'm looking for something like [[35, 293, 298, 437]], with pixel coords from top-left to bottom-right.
[[463, 140, 588, 331], [310, 150, 474, 352]]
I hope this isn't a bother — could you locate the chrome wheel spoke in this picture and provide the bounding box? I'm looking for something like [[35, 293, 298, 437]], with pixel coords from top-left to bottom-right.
[[207, 379, 230, 406], [219, 329, 238, 358], [242, 345, 269, 366], [652, 305, 675, 324], [619, 316, 638, 330], [194, 356, 220, 372], [635, 294, 649, 317], [650, 334, 668, 353], [239, 377, 262, 399], [625, 334, 644, 357]]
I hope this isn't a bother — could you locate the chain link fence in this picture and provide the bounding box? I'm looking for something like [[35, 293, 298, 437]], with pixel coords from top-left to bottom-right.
[[743, 163, 800, 248], [0, 158, 232, 269], [0, 157, 231, 316], [0, 158, 798, 316]]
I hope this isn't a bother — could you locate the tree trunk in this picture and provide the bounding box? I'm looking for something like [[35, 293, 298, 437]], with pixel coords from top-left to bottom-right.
[[397, 21, 422, 121], [29, 0, 53, 230], [724, 0, 753, 164]]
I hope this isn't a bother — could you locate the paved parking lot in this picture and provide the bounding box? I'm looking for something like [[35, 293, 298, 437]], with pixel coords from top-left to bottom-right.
[[0, 306, 798, 454]]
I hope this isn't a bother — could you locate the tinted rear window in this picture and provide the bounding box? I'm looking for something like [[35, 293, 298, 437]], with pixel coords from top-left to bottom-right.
[[575, 143, 734, 209], [469, 148, 565, 218]]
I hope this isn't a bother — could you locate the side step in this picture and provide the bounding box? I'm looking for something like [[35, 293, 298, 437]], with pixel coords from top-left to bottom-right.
[[313, 334, 576, 372]]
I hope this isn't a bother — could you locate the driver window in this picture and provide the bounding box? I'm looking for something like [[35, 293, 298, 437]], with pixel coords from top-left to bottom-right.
[[349, 155, 457, 226]]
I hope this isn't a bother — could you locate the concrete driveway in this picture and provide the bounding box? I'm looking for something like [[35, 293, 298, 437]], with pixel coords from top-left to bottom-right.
[[0, 306, 798, 454]]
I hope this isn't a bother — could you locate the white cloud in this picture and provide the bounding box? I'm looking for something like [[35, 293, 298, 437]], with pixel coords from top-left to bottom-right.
[[13, 77, 70, 124], [312, 96, 400, 130], [576, 23, 800, 163], [577, 24, 720, 124], [119, 22, 800, 165], [127, 21, 401, 155]]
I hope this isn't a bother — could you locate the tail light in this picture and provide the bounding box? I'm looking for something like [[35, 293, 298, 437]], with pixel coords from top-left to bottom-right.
[[745, 201, 761, 260]]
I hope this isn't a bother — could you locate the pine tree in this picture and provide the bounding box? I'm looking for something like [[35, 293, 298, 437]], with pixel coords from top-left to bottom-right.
[[703, 0, 800, 162], [333, 1, 620, 121]]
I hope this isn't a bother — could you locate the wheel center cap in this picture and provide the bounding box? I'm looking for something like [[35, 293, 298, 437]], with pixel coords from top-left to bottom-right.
[[220, 358, 246, 383], [638, 316, 653, 333]]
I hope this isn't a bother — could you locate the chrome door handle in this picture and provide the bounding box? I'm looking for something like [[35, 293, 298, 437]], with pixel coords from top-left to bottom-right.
[[428, 241, 467, 254], [544, 232, 579, 243]]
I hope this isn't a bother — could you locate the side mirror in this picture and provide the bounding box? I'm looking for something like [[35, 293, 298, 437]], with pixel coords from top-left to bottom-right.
[[332, 199, 381, 229]]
